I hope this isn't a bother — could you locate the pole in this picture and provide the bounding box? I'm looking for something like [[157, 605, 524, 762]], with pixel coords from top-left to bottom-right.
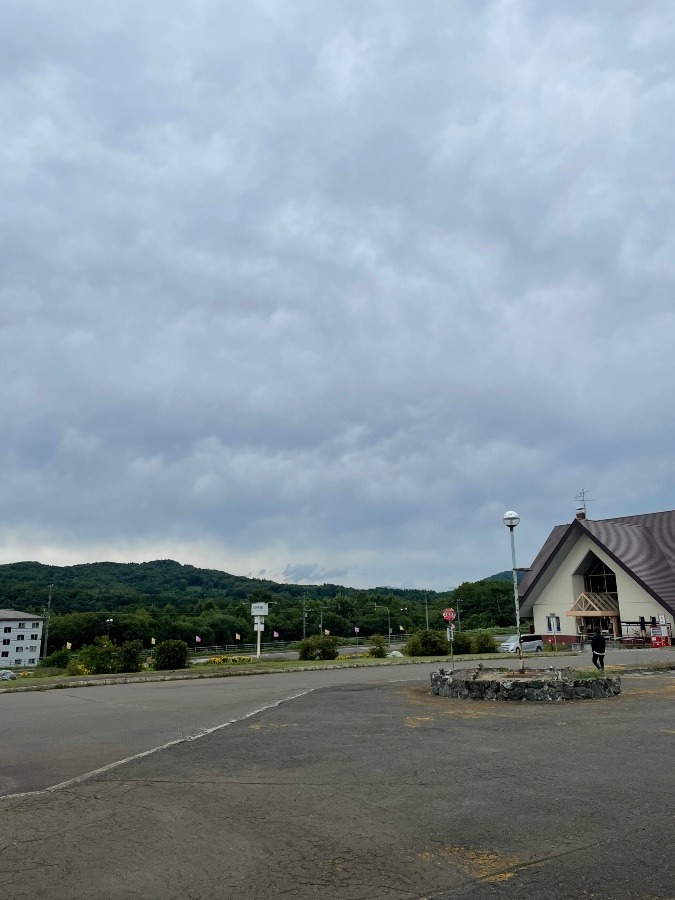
[[425, 594, 429, 630], [256, 616, 262, 659], [508, 526, 524, 672], [302, 593, 307, 640], [456, 599, 461, 632], [43, 583, 53, 659]]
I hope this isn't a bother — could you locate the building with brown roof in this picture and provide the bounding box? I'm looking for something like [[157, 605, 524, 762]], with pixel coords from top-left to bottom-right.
[[518, 509, 675, 644]]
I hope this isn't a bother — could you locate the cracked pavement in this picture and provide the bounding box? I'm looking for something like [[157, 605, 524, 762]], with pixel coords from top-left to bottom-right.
[[1, 667, 674, 899]]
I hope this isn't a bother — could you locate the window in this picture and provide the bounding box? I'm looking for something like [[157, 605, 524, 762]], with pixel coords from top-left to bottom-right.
[[14, 658, 23, 665], [3, 627, 10, 633], [28, 658, 36, 664], [31, 634, 39, 640], [547, 615, 561, 632], [32, 622, 40, 628], [2, 639, 9, 646], [17, 623, 26, 629], [1, 651, 7, 658], [15, 646, 24, 653], [29, 645, 37, 652]]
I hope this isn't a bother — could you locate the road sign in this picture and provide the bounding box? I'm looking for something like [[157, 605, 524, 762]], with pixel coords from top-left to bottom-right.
[[251, 602, 268, 616], [443, 608, 455, 622]]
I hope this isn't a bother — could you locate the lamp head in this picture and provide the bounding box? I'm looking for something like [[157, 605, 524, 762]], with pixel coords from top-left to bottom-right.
[[503, 511, 520, 528]]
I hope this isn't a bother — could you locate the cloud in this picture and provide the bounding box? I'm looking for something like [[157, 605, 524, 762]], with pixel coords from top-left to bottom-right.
[[0, 1, 674, 589]]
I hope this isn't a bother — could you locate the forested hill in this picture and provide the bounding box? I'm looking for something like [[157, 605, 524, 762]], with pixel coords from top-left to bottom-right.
[[0, 559, 445, 616]]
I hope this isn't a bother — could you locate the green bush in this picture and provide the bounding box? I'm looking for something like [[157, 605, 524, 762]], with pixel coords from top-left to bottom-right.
[[473, 631, 497, 654], [405, 630, 450, 657], [297, 634, 340, 661], [38, 647, 70, 669], [153, 640, 190, 670], [450, 631, 473, 655], [117, 640, 145, 673], [368, 634, 388, 658], [78, 637, 119, 674]]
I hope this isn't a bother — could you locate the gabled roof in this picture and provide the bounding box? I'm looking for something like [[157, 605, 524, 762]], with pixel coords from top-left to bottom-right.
[[519, 510, 675, 617]]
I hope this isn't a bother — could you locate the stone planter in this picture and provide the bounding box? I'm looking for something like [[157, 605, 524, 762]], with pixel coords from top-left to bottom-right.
[[430, 669, 621, 701]]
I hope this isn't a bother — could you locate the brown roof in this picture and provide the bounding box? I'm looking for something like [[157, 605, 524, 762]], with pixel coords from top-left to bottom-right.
[[519, 510, 675, 617]]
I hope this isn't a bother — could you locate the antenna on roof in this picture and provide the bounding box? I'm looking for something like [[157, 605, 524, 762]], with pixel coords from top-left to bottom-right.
[[574, 488, 596, 519]]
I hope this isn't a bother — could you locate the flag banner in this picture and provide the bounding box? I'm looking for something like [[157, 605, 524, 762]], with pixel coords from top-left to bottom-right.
[[354, 627, 360, 634], [324, 629, 330, 635], [399, 625, 404, 631], [273, 630, 279, 638], [195, 635, 201, 643], [66, 642, 72, 650], [151, 637, 156, 646], [235, 633, 241, 640]]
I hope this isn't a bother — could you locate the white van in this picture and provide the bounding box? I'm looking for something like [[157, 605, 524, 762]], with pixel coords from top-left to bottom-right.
[[499, 634, 544, 653]]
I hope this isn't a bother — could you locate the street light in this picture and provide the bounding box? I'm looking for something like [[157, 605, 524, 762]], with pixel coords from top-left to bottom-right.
[[503, 510, 524, 672], [106, 618, 114, 639]]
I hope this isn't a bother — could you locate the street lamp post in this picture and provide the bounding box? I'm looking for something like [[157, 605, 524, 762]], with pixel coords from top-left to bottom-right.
[[503, 511, 524, 673], [106, 618, 114, 640]]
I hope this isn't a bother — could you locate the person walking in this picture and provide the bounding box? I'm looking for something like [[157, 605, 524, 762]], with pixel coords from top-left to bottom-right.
[[591, 627, 606, 670]]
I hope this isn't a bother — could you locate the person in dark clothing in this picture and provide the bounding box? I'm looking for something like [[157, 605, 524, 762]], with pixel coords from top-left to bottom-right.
[[591, 628, 606, 669]]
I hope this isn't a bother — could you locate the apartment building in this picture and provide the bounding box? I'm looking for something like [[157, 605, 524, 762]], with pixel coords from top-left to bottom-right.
[[0, 609, 44, 667]]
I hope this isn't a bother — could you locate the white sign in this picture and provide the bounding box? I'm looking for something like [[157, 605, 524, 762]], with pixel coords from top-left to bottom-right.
[[254, 622, 265, 632], [251, 602, 269, 616]]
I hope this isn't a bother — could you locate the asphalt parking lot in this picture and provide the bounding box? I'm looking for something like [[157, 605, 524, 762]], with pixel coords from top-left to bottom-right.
[[1, 666, 673, 900]]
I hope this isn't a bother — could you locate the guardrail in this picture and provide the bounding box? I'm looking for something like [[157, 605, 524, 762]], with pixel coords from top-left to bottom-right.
[[185, 635, 411, 657]]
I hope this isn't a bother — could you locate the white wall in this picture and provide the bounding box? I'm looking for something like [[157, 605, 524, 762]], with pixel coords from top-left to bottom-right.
[[0, 616, 44, 667]]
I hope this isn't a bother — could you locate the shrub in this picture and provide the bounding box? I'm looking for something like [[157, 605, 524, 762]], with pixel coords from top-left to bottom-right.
[[297, 635, 340, 660], [405, 630, 449, 657], [78, 637, 119, 675], [153, 640, 190, 670], [450, 631, 473, 655], [368, 634, 388, 658], [66, 661, 90, 676], [473, 631, 497, 654], [117, 640, 145, 673], [38, 647, 71, 669]]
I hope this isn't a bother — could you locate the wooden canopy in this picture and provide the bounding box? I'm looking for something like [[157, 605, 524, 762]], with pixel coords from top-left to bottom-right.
[[565, 592, 621, 617]]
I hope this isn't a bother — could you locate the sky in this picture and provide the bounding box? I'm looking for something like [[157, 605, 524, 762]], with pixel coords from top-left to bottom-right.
[[1, 1, 674, 591]]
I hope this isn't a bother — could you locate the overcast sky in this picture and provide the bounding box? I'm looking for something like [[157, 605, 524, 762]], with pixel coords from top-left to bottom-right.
[[1, 1, 674, 590]]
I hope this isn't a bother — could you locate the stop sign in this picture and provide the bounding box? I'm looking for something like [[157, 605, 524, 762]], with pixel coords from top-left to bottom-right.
[[443, 608, 456, 622]]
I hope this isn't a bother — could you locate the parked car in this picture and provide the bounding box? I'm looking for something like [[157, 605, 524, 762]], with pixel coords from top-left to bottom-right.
[[499, 634, 544, 653], [0, 670, 18, 680]]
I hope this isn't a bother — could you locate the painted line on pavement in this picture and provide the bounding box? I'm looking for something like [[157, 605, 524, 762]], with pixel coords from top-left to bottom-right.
[[1, 688, 315, 802]]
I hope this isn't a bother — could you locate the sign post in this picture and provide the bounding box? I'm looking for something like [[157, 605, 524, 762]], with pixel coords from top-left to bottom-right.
[[443, 610, 456, 668], [251, 603, 269, 659]]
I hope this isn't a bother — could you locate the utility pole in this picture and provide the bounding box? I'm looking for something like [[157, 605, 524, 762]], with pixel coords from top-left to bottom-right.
[[425, 593, 429, 630], [43, 583, 53, 659], [302, 592, 307, 640]]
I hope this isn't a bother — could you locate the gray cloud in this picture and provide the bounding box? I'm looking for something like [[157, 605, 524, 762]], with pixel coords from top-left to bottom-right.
[[1, 1, 674, 588]]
